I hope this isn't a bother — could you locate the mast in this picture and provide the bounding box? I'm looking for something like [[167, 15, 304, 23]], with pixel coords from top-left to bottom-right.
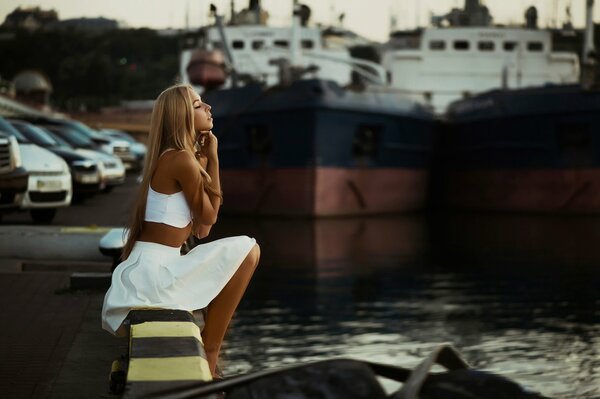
[[212, 6, 238, 87], [583, 0, 595, 65], [249, 0, 261, 23], [582, 0, 596, 87], [290, 0, 302, 66]]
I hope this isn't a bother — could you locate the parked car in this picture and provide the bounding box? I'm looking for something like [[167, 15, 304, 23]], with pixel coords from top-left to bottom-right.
[[40, 127, 126, 192], [9, 119, 103, 199], [31, 117, 137, 171], [0, 116, 72, 223], [0, 131, 28, 217], [98, 128, 146, 170]]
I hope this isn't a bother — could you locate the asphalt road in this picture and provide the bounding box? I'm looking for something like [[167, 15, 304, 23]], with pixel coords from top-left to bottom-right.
[[0, 173, 140, 227]]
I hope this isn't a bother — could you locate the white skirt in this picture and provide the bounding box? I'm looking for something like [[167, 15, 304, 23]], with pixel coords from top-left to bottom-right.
[[101, 236, 256, 335]]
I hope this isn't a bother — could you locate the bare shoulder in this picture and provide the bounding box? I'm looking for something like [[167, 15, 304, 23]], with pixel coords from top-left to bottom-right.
[[170, 150, 196, 168], [169, 150, 200, 179]]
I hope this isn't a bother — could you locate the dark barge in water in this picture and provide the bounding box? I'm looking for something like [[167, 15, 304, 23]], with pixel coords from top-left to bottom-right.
[[438, 84, 600, 213]]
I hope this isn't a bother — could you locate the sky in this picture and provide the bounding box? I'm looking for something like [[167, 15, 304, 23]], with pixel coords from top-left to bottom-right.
[[0, 0, 598, 42]]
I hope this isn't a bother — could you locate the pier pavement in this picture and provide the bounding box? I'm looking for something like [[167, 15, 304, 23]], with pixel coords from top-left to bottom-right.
[[0, 224, 124, 398]]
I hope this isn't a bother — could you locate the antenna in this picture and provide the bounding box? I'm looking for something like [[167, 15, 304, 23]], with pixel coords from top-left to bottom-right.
[[415, 0, 420, 28], [583, 0, 596, 64], [330, 0, 335, 26], [582, 0, 596, 88], [185, 0, 190, 30]]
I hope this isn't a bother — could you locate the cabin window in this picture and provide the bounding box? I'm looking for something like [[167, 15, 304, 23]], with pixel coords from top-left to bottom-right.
[[557, 123, 593, 166], [212, 41, 223, 49], [274, 40, 289, 48], [478, 41, 495, 51], [352, 125, 381, 160], [252, 40, 265, 50], [232, 40, 245, 49], [527, 41, 543, 52], [247, 125, 272, 157], [453, 40, 470, 51], [388, 36, 421, 50], [429, 40, 446, 50], [301, 40, 314, 49], [503, 41, 517, 51]]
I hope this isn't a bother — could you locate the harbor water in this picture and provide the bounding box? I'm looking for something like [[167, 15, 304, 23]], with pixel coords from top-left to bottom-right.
[[208, 213, 600, 398]]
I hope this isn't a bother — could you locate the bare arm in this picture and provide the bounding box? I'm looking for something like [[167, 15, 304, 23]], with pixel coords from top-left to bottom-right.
[[171, 151, 219, 225], [201, 131, 222, 215], [191, 153, 213, 239]]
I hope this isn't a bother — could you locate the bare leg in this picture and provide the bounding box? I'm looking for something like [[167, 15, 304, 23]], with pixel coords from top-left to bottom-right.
[[202, 244, 260, 377]]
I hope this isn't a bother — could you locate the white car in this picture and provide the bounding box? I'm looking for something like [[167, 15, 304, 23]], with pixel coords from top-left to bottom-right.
[[105, 139, 137, 171], [99, 129, 146, 171], [37, 127, 126, 192], [74, 148, 126, 191], [20, 142, 72, 223], [0, 133, 29, 214], [0, 116, 72, 223]]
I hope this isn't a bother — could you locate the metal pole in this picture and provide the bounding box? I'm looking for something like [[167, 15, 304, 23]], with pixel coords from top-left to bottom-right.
[[583, 0, 595, 65], [290, 0, 301, 66], [581, 0, 596, 87], [215, 14, 238, 87]]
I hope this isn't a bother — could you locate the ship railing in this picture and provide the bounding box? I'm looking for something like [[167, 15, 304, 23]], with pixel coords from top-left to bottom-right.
[[304, 51, 387, 85], [260, 46, 387, 86]]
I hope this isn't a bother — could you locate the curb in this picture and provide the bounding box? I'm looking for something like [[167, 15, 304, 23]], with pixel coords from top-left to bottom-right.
[[0, 225, 116, 263]]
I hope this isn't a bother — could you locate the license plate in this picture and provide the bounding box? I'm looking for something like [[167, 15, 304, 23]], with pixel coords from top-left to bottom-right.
[[37, 180, 62, 191], [80, 174, 99, 184]]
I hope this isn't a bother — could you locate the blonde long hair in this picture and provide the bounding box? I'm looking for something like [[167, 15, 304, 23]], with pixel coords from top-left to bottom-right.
[[121, 83, 219, 259]]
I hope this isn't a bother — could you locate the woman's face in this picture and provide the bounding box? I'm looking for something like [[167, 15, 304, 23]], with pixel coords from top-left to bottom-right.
[[191, 92, 213, 132]]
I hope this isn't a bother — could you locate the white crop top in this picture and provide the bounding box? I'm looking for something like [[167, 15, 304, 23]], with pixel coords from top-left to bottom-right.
[[145, 186, 193, 228]]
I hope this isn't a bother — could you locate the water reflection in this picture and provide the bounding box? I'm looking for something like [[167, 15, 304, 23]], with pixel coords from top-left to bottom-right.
[[205, 214, 600, 398]]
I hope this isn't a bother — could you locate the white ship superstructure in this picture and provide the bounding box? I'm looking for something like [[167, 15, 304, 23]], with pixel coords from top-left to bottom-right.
[[382, 1, 580, 114]]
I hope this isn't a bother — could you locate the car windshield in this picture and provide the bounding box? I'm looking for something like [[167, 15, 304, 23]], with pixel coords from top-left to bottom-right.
[[103, 129, 135, 143], [11, 121, 59, 147], [0, 117, 30, 143], [44, 124, 93, 147], [42, 128, 73, 148], [69, 120, 97, 138]]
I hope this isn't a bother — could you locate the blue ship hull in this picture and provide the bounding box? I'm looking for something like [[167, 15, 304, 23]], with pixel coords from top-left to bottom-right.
[[438, 84, 600, 212], [203, 79, 435, 216]]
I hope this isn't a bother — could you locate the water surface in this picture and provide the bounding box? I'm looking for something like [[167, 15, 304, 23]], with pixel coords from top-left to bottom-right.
[[208, 214, 600, 398]]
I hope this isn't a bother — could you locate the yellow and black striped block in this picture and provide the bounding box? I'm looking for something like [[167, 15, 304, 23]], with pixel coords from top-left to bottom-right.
[[123, 309, 213, 398]]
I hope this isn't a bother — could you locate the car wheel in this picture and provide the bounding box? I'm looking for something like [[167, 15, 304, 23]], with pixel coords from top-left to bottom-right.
[[103, 186, 115, 193], [30, 209, 57, 224]]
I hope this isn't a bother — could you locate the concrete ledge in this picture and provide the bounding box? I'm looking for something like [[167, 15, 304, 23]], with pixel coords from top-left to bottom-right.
[[0, 258, 23, 273], [123, 310, 212, 398], [23, 260, 111, 273], [0, 225, 113, 262], [70, 272, 112, 291]]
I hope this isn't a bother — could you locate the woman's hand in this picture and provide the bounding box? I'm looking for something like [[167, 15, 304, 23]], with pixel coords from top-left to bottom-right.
[[198, 130, 218, 161]]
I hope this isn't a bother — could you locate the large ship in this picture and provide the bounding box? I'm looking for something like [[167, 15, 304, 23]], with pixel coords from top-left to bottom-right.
[[441, 84, 600, 212], [180, 1, 435, 216], [435, 0, 600, 213], [381, 0, 580, 115]]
